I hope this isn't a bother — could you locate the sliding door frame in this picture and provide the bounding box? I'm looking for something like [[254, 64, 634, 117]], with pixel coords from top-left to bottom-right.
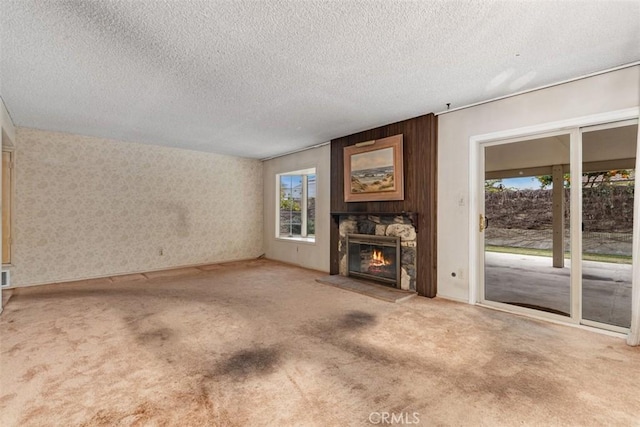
[[579, 119, 639, 334], [469, 107, 640, 341]]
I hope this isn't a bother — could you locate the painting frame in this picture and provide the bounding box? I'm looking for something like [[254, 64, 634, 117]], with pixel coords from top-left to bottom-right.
[[343, 134, 404, 202]]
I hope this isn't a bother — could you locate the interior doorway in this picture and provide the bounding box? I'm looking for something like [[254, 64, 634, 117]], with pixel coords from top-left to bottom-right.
[[477, 119, 638, 333]]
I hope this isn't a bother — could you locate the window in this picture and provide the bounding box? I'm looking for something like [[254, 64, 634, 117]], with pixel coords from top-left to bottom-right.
[[2, 150, 12, 265], [277, 168, 316, 241]]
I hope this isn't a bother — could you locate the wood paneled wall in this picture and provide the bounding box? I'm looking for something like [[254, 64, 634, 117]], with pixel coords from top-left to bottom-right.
[[330, 113, 438, 297]]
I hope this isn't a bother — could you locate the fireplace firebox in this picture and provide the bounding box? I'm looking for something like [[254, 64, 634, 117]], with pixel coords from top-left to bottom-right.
[[346, 234, 401, 287]]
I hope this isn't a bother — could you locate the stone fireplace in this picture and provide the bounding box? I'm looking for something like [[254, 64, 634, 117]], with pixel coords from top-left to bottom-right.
[[337, 214, 417, 290]]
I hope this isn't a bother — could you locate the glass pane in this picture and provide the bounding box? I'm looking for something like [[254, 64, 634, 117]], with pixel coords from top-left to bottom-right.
[[307, 174, 316, 236], [279, 175, 303, 237], [484, 134, 571, 316], [582, 124, 637, 328], [348, 243, 397, 282]]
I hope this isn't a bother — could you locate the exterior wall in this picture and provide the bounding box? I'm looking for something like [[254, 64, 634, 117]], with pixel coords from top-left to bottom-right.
[[437, 65, 640, 302], [11, 128, 263, 286], [263, 144, 330, 272]]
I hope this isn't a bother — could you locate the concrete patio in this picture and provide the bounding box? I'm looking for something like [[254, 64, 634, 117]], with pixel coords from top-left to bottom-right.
[[485, 252, 632, 327], [1, 259, 639, 426]]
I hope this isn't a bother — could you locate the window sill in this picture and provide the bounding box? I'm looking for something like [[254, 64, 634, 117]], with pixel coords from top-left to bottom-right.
[[276, 236, 316, 245]]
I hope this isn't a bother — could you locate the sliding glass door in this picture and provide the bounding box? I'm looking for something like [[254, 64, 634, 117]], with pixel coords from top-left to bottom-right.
[[479, 120, 638, 333], [482, 132, 572, 319], [581, 122, 637, 331]]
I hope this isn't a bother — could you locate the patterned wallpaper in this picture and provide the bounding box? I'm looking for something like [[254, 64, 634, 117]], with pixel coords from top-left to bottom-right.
[[12, 128, 263, 286]]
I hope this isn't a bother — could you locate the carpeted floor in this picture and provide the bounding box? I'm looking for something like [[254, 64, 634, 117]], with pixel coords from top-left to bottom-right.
[[1, 259, 638, 426]]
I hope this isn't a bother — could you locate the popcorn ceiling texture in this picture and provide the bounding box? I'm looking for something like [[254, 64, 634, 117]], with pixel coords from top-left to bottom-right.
[[1, 1, 639, 158], [12, 128, 263, 286]]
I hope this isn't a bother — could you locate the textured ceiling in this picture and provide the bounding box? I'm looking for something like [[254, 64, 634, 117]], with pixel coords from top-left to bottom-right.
[[1, 1, 639, 159]]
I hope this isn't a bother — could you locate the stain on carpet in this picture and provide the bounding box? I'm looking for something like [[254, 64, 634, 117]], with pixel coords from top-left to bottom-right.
[[216, 346, 281, 379], [0, 393, 17, 405], [136, 327, 173, 345], [19, 405, 50, 425], [79, 409, 119, 427], [300, 311, 402, 365], [468, 370, 563, 402], [122, 312, 154, 325], [117, 402, 157, 425], [7, 342, 24, 356], [20, 364, 50, 382], [339, 311, 377, 330]]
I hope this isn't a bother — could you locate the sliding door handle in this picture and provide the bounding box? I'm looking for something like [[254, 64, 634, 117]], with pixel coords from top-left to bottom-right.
[[479, 214, 487, 232]]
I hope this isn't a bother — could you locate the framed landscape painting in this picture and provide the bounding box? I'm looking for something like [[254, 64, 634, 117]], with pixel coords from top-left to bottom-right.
[[343, 134, 404, 202]]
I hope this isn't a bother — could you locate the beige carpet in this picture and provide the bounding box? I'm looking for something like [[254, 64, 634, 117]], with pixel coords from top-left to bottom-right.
[[1, 259, 639, 426]]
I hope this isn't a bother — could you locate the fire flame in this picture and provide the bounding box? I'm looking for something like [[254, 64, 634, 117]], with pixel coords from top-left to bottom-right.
[[371, 249, 391, 266]]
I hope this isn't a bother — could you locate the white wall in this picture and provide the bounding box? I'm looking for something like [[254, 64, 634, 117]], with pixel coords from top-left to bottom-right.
[[12, 128, 264, 286], [263, 144, 330, 272], [437, 65, 640, 302]]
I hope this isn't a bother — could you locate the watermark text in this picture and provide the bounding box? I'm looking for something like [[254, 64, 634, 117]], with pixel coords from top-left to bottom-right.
[[368, 412, 421, 425]]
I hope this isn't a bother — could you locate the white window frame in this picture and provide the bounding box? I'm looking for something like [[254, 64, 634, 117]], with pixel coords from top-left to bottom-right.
[[275, 168, 316, 243], [2, 147, 14, 267]]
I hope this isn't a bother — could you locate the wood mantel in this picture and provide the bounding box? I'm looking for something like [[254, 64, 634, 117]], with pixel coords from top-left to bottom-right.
[[330, 212, 419, 232]]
